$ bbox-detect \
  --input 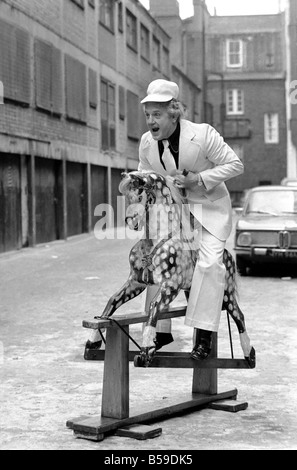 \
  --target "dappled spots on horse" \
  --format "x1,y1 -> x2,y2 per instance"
89,171 -> 254,366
